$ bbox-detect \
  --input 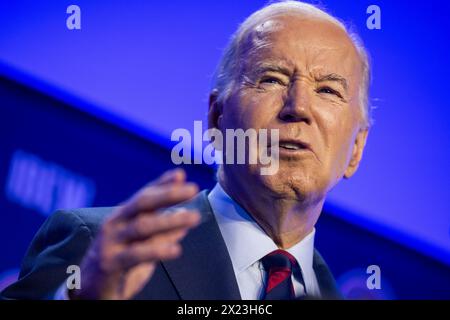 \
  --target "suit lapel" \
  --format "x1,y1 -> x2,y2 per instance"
162,191 -> 242,300
312,250 -> 343,299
